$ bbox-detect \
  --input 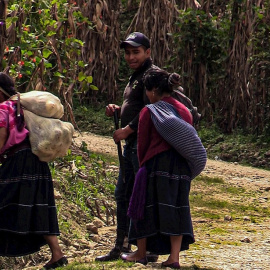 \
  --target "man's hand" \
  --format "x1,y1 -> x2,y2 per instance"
113,125 -> 134,143
105,104 -> 121,117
